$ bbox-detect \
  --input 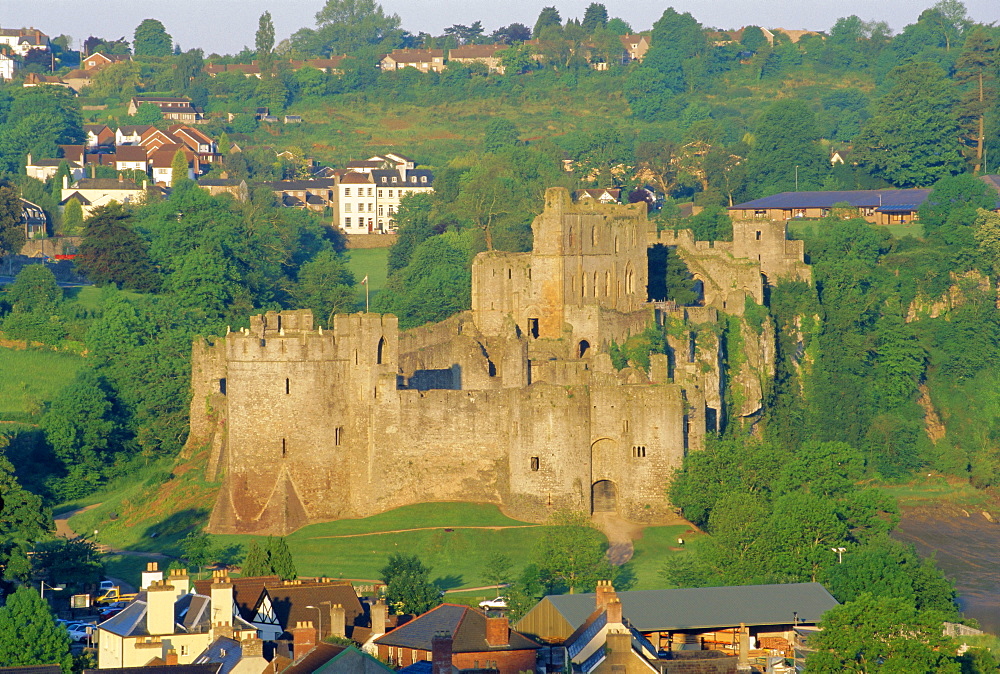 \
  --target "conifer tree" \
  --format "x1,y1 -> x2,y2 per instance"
170,149 -> 190,187
241,540 -> 271,577
0,585 -> 73,673
62,197 -> 83,236
266,537 -> 297,580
